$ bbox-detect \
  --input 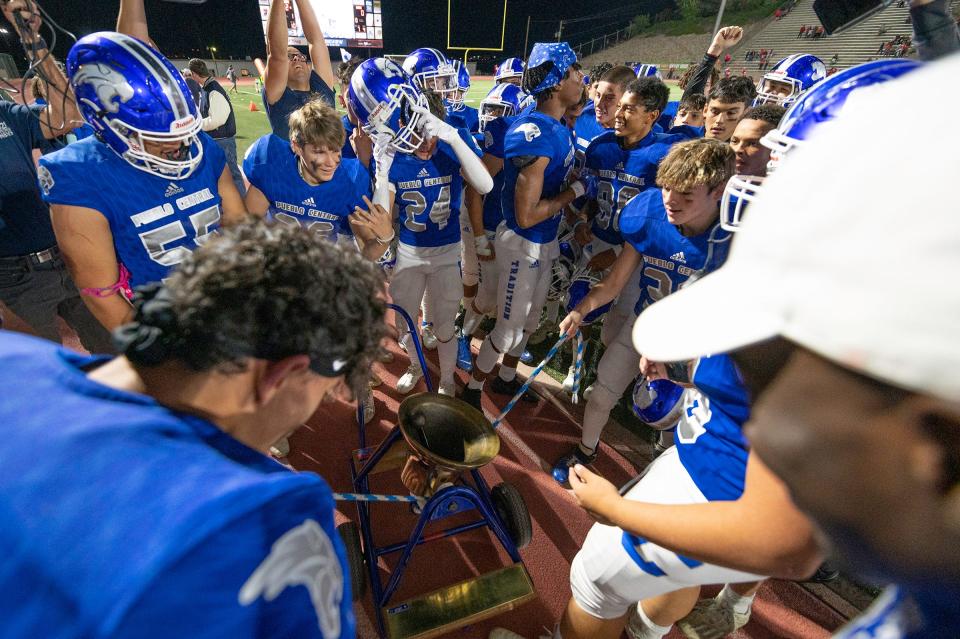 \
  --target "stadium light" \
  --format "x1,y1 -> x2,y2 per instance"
207,46 -> 219,77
